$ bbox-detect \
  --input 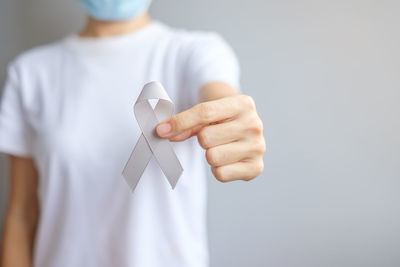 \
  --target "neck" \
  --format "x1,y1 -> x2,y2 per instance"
79,13 -> 152,38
